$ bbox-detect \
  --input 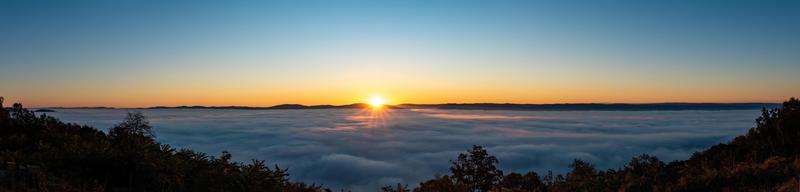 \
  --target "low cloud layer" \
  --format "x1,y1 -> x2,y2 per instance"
48,108 -> 760,191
